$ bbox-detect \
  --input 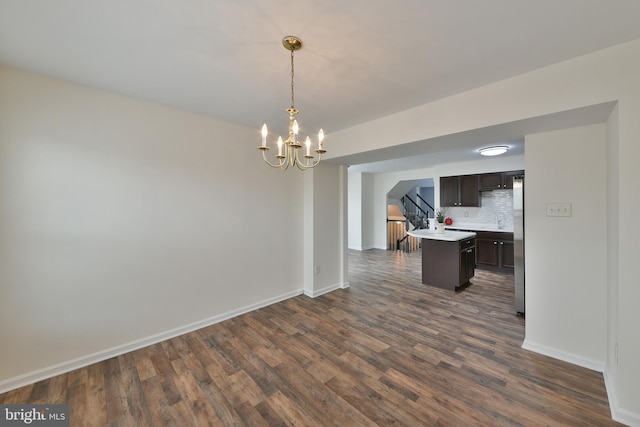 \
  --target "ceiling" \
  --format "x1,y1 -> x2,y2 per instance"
2,1 -> 640,172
